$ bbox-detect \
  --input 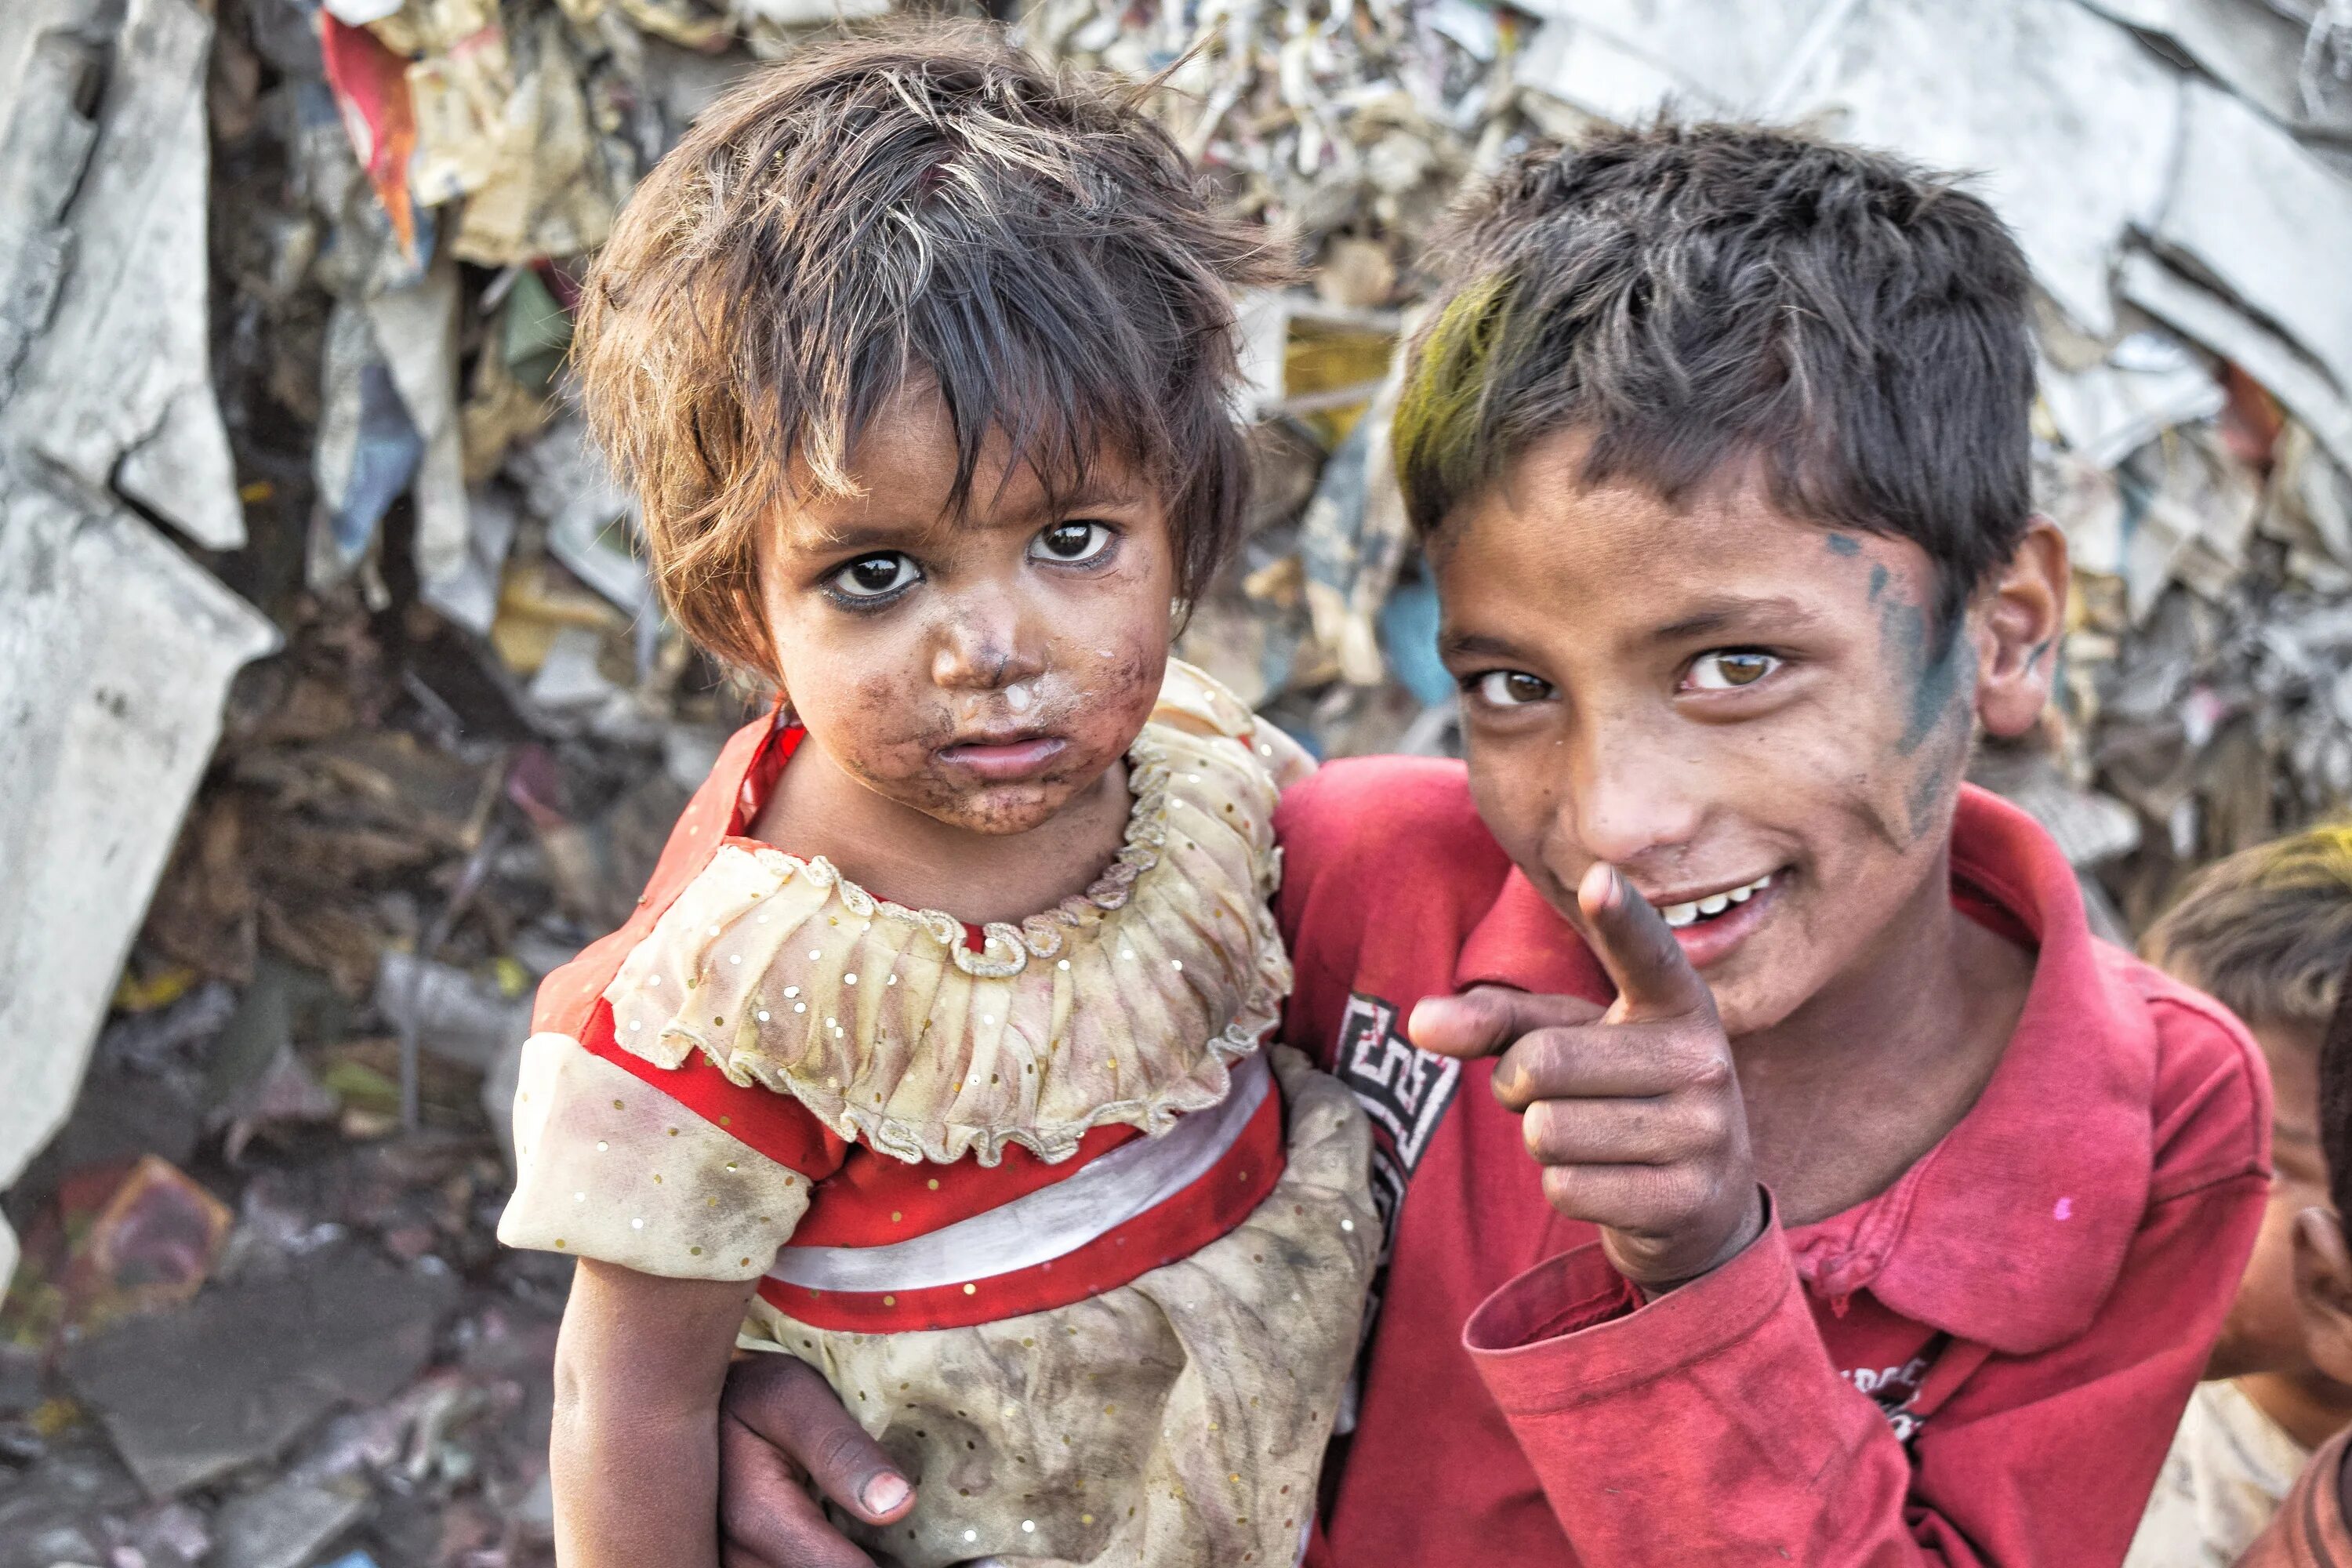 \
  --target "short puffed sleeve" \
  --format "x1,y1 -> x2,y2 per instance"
497,1025 -> 844,1281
